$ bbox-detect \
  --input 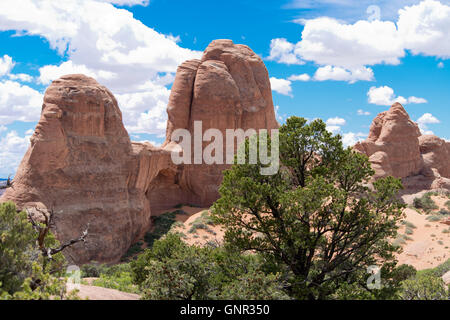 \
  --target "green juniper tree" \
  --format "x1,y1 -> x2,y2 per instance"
212,117 -> 406,300
0,202 -> 87,299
